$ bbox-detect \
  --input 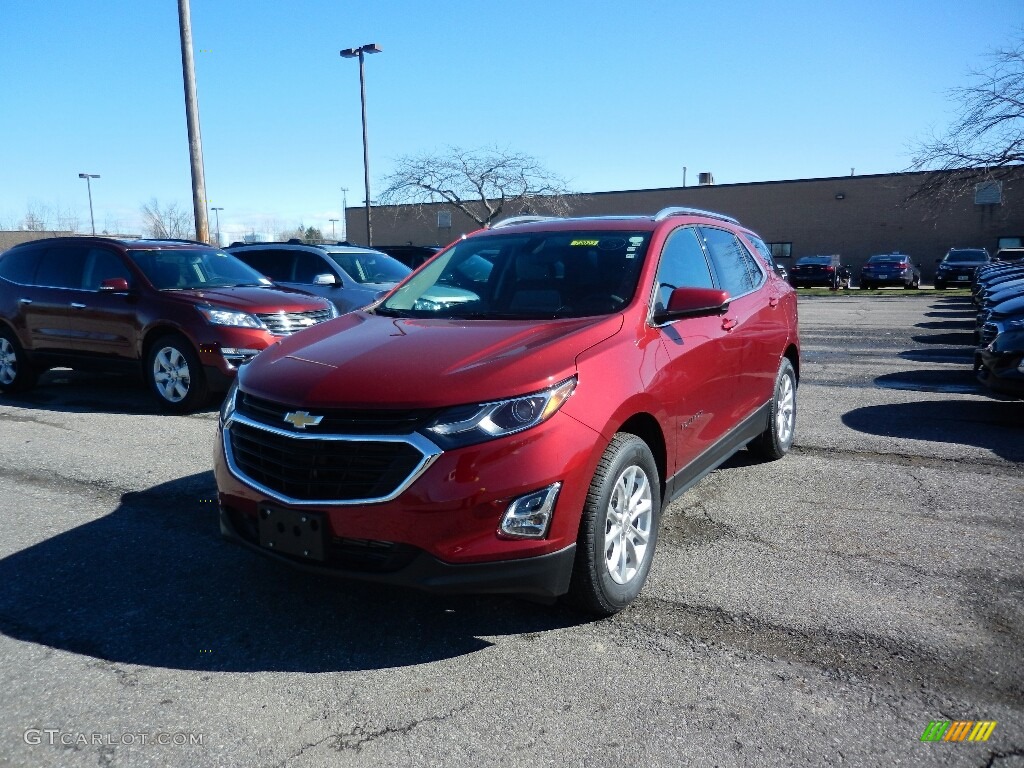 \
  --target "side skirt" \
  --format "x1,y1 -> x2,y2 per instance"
664,402 -> 770,506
